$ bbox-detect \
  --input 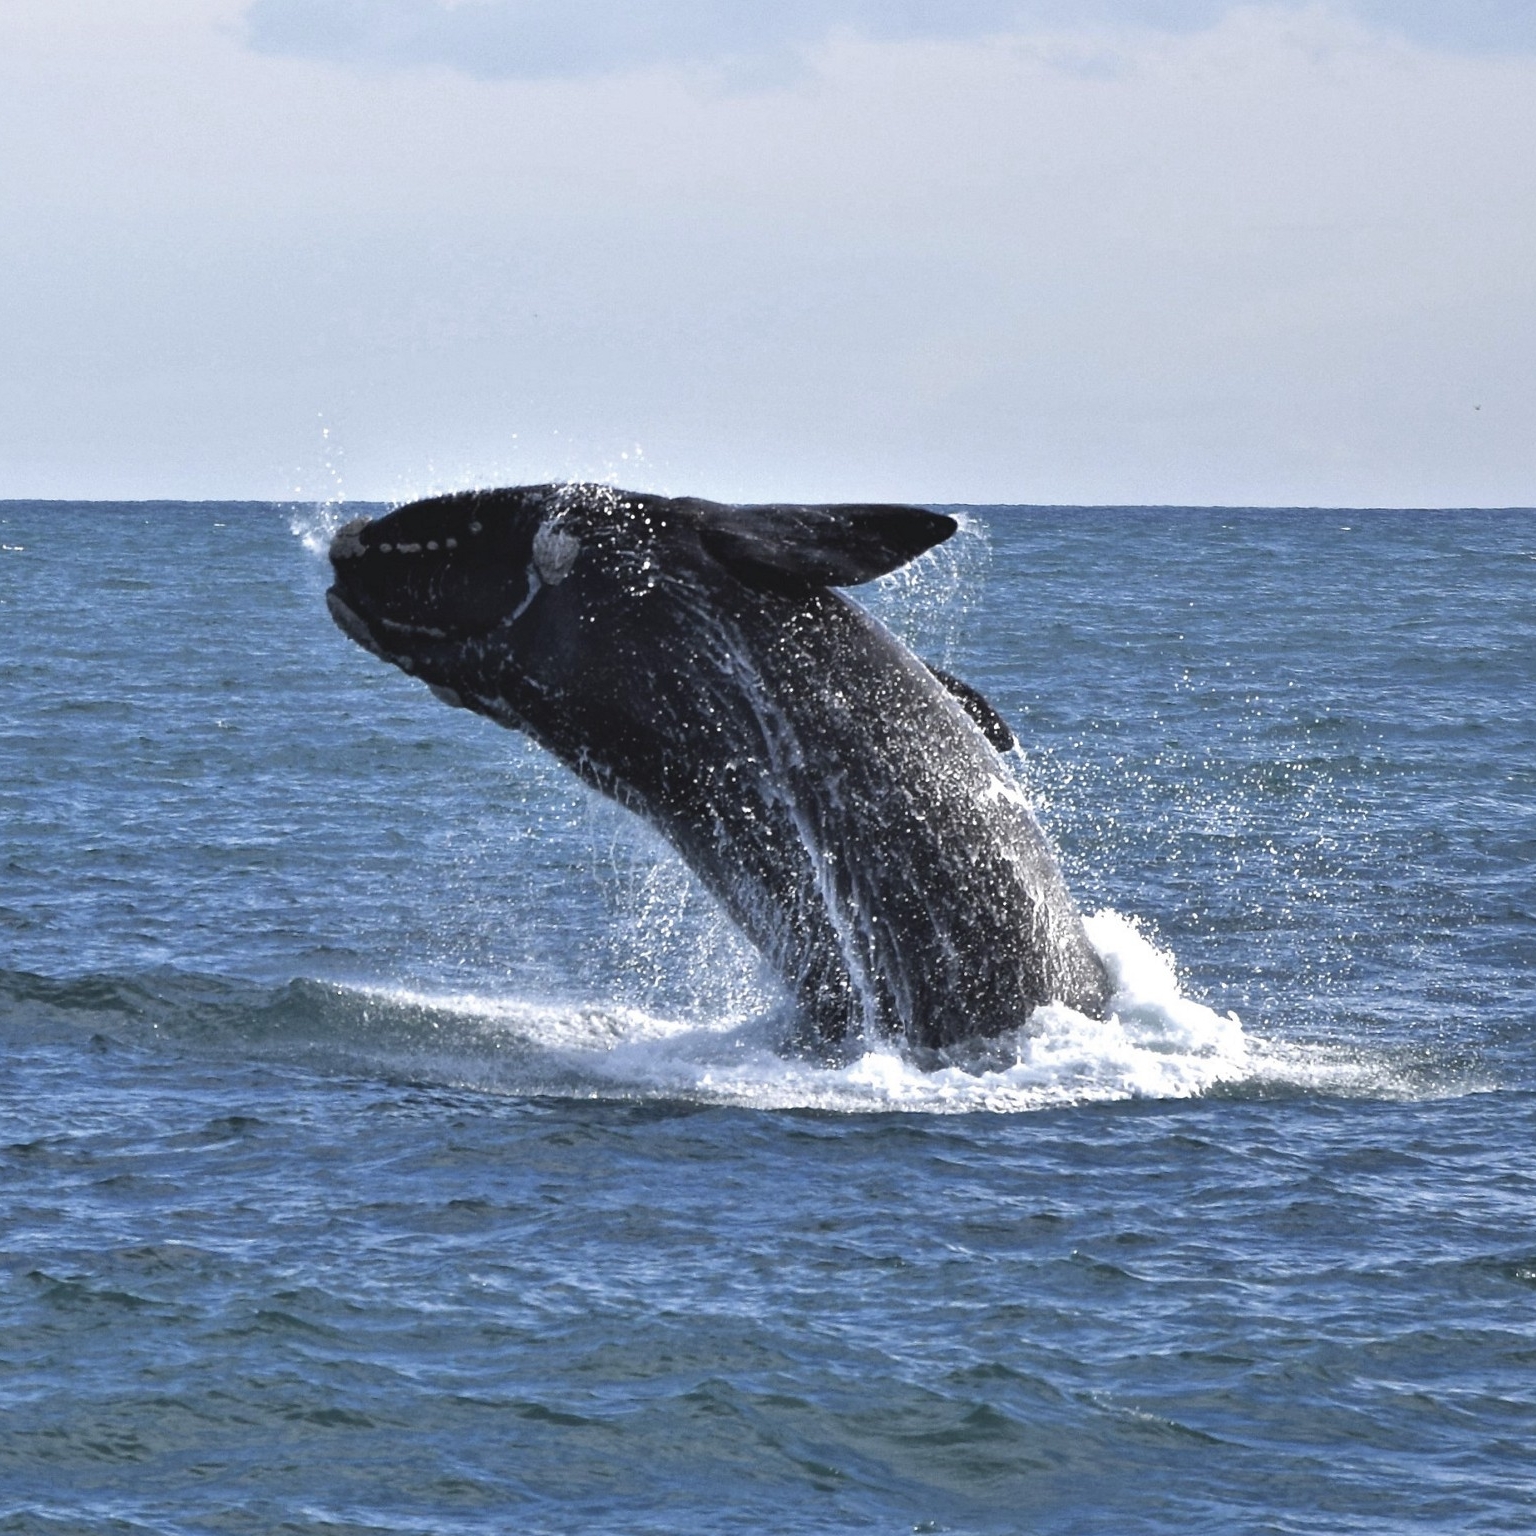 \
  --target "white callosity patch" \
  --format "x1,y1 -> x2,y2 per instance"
506,568 -> 544,627
532,521 -> 582,585
329,516 -> 369,561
